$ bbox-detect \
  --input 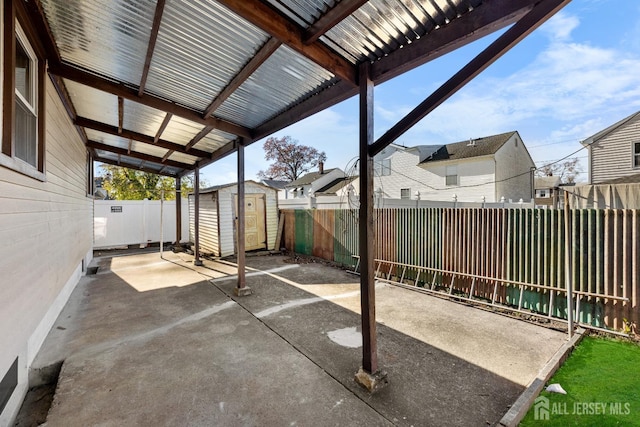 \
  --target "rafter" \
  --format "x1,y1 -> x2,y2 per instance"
371,0 -> 538,84
216,0 -> 357,85
75,116 -> 211,159
87,140 -> 193,169
302,0 -> 368,44
253,0 -> 538,143
186,126 -> 214,151
155,113 -> 173,143
370,0 -> 570,156
96,155 -> 178,176
118,97 -> 124,133
203,37 -> 282,118
49,62 -> 252,138
192,139 -> 239,173
139,0 -> 166,96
